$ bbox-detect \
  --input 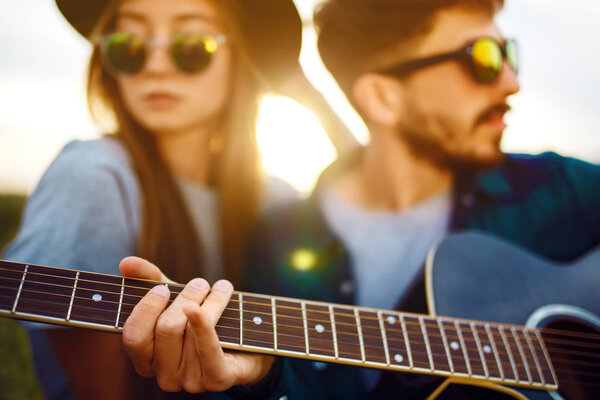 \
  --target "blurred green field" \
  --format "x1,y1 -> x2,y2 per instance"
0,195 -> 43,400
